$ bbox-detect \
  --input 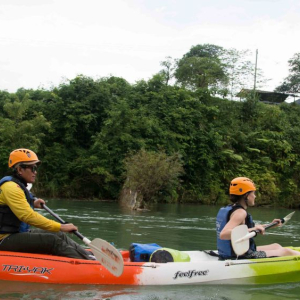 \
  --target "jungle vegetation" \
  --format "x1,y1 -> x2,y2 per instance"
0,44 -> 299,208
